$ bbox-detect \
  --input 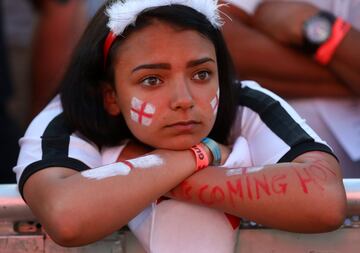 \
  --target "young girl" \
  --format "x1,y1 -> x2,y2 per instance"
14,0 -> 346,252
